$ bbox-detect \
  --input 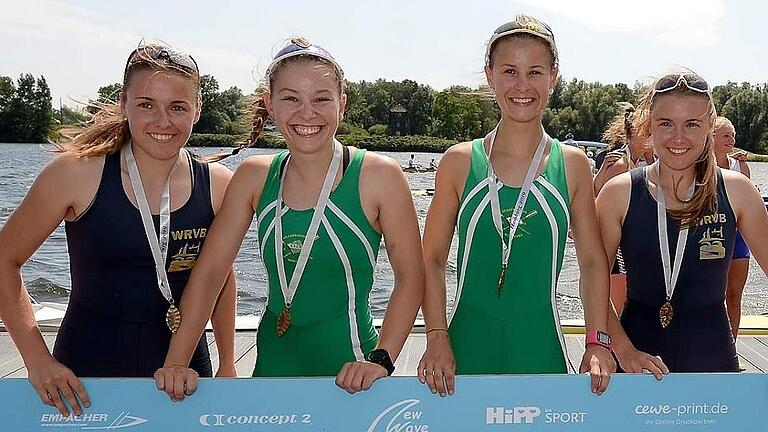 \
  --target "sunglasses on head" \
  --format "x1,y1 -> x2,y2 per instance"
124,44 -> 199,83
492,17 -> 555,40
653,73 -> 710,95
267,41 -> 343,78
486,15 -> 558,65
